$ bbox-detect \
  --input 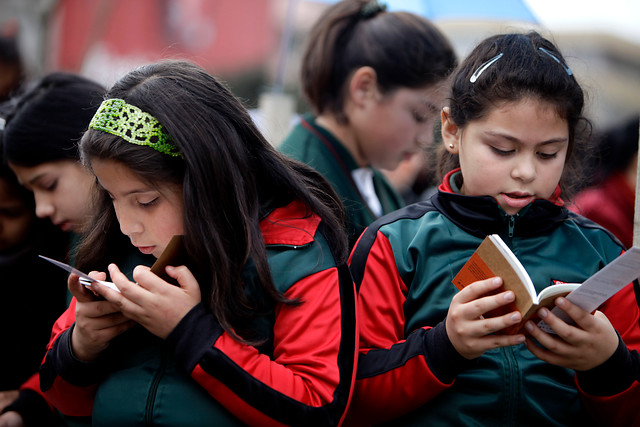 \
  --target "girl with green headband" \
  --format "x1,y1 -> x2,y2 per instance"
39,60 -> 356,426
